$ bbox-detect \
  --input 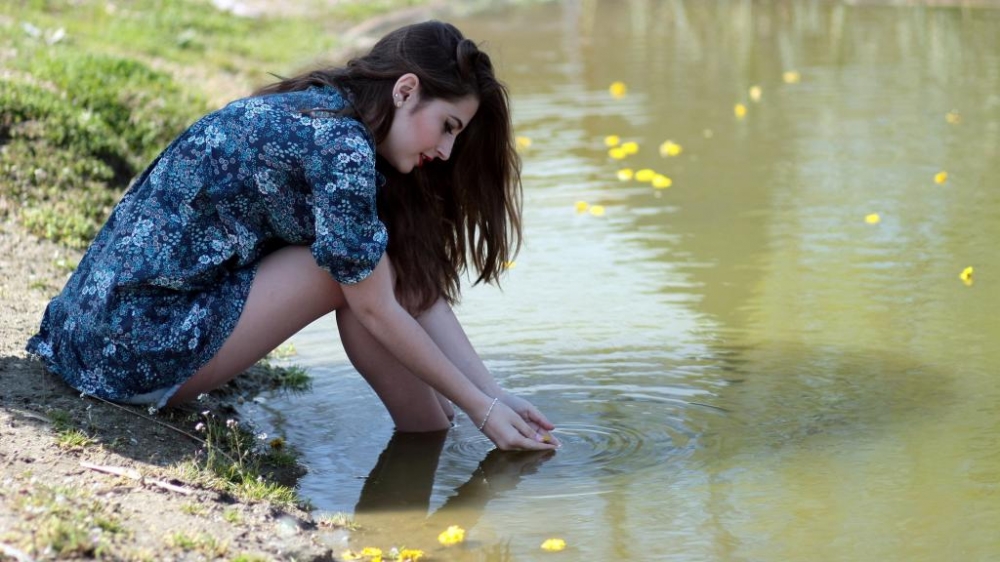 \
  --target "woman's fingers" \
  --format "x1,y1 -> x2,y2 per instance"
525,406 -> 555,431
499,392 -> 556,431
485,403 -> 558,451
